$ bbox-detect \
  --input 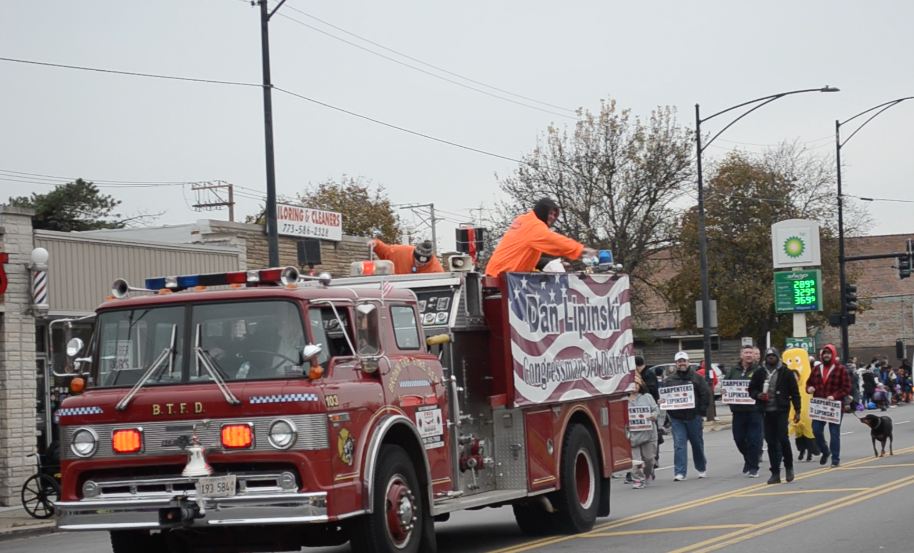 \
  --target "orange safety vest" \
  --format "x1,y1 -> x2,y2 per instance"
485,211 -> 584,276
372,239 -> 444,275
